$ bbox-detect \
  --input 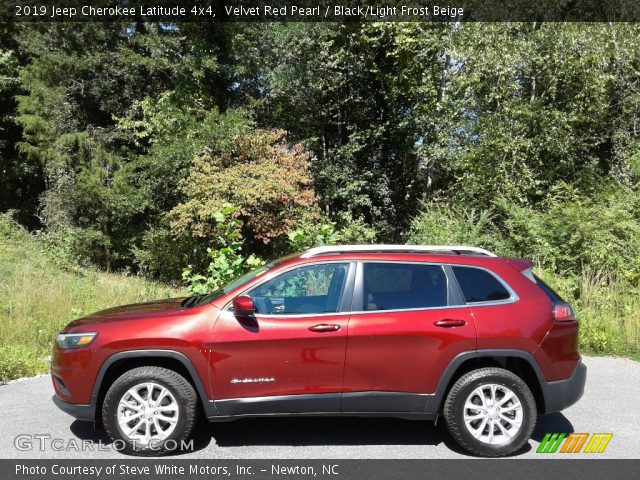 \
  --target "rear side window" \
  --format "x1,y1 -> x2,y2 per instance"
452,266 -> 511,303
362,263 -> 448,311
